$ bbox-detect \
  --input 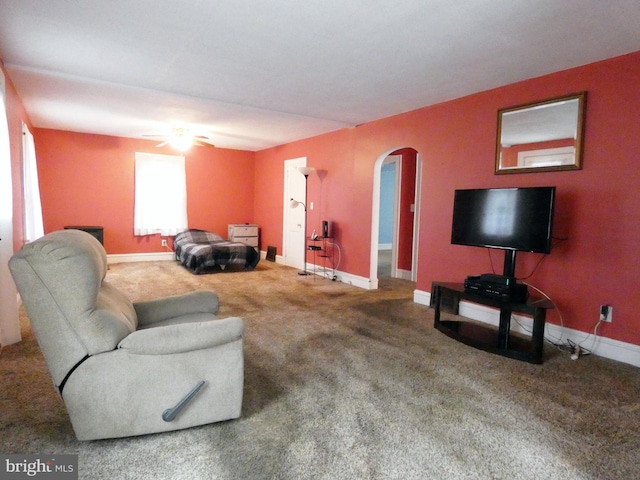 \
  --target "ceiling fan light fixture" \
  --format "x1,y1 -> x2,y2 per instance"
169,131 -> 193,151
144,126 -> 214,150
